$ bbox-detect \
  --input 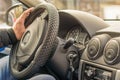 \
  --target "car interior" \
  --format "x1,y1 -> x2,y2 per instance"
1,0 -> 120,80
